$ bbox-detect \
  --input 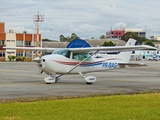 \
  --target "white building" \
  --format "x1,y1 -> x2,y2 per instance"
0,22 -> 42,61
150,35 -> 160,41
124,28 -> 146,38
